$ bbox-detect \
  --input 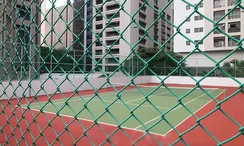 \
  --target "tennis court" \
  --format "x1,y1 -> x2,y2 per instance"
21,84 -> 225,135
